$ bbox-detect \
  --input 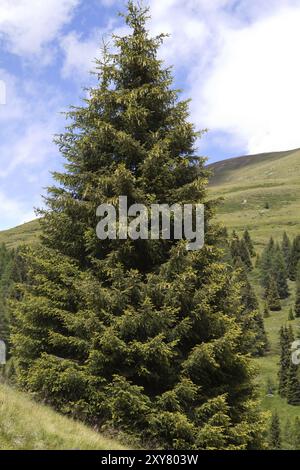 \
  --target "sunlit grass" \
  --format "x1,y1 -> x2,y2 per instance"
0,383 -> 127,450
